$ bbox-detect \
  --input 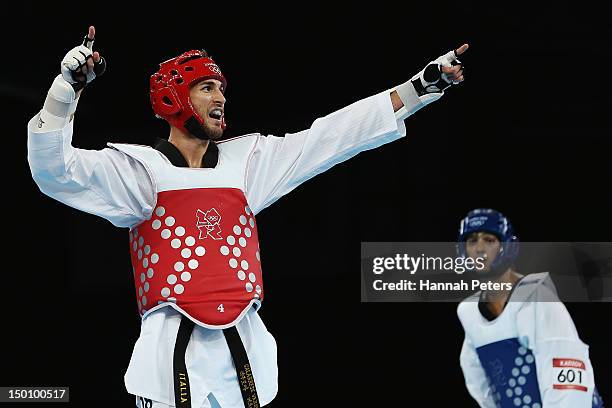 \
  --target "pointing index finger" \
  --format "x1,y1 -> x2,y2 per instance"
454,43 -> 469,56
83,25 -> 96,50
